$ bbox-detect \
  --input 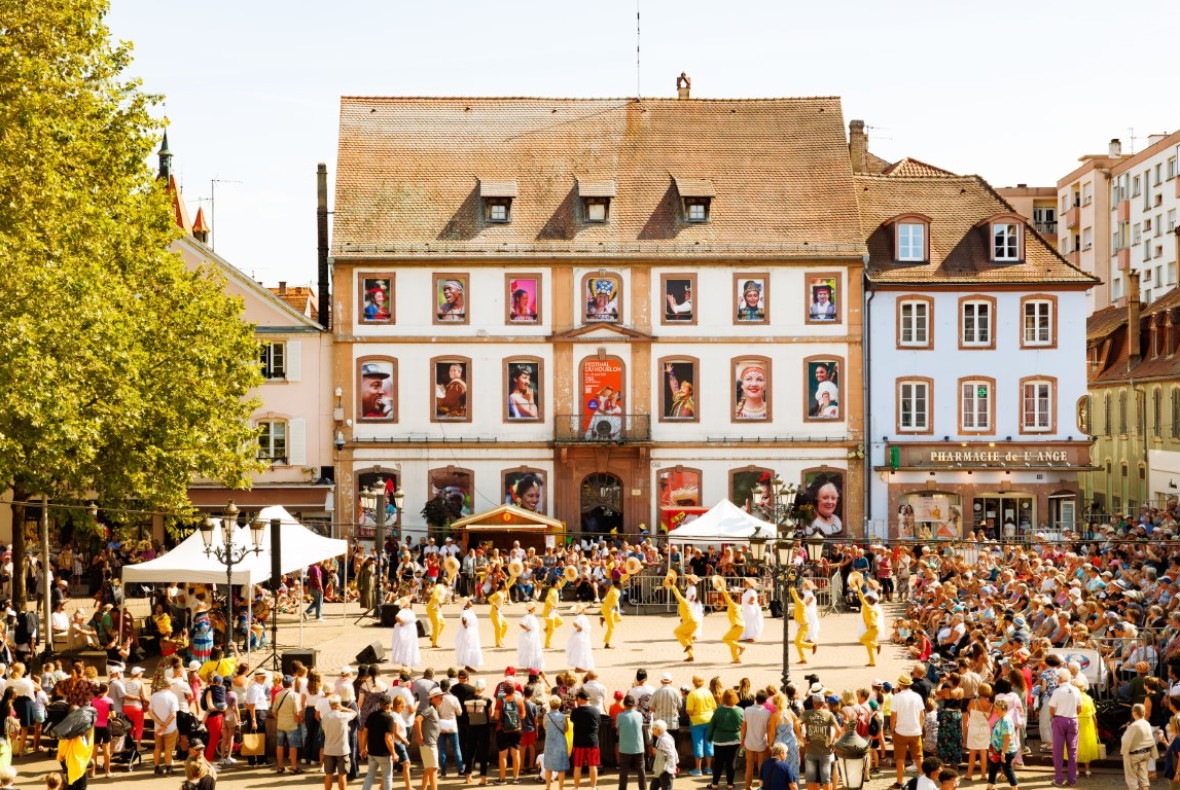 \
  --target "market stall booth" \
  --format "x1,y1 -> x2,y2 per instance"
449,504 -> 565,553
